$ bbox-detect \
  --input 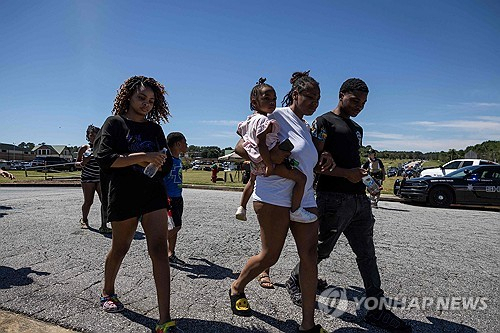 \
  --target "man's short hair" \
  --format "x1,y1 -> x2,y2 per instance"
339,78 -> 369,94
167,132 -> 185,148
